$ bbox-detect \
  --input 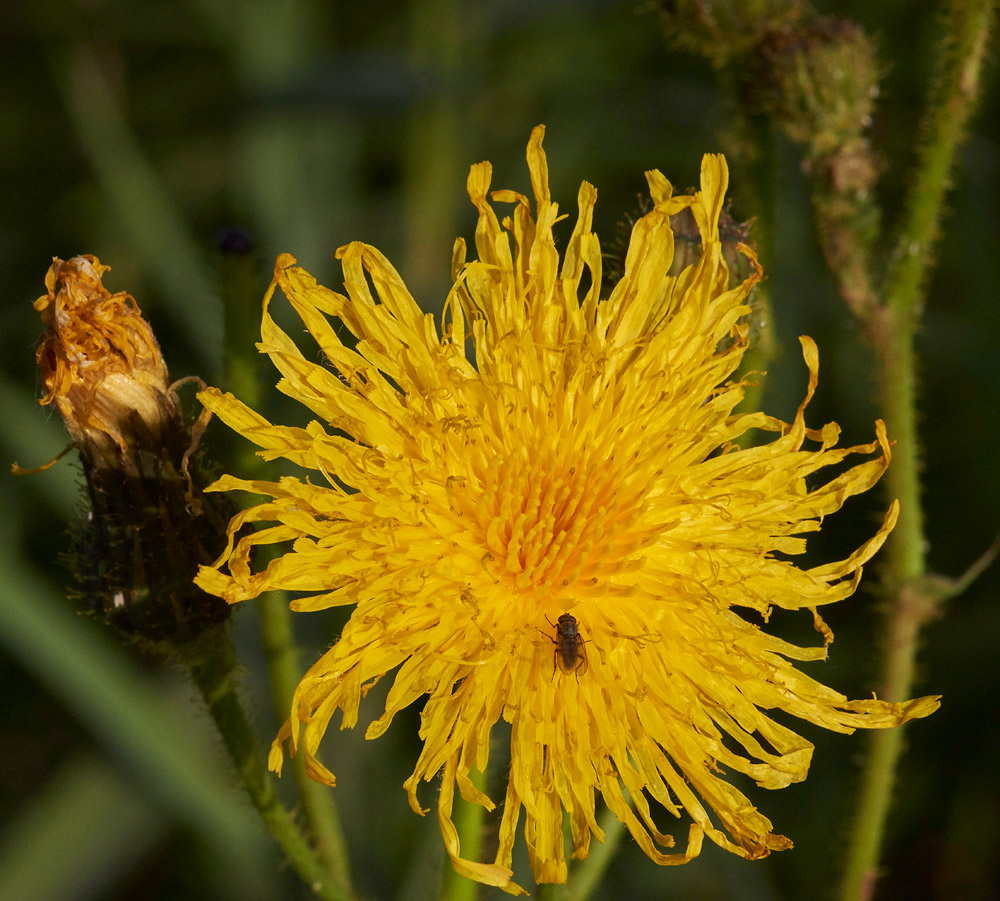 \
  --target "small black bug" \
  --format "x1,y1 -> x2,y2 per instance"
551,613 -> 587,675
